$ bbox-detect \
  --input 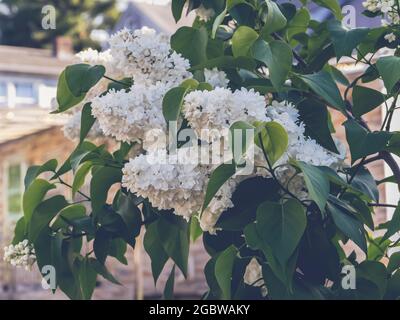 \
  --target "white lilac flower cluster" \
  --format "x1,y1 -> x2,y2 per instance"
182,87 -> 268,141
204,68 -> 230,88
265,100 -> 346,200
91,83 -> 168,143
122,147 -> 236,226
363,0 -> 399,43
109,27 -> 192,86
3,240 -> 36,271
